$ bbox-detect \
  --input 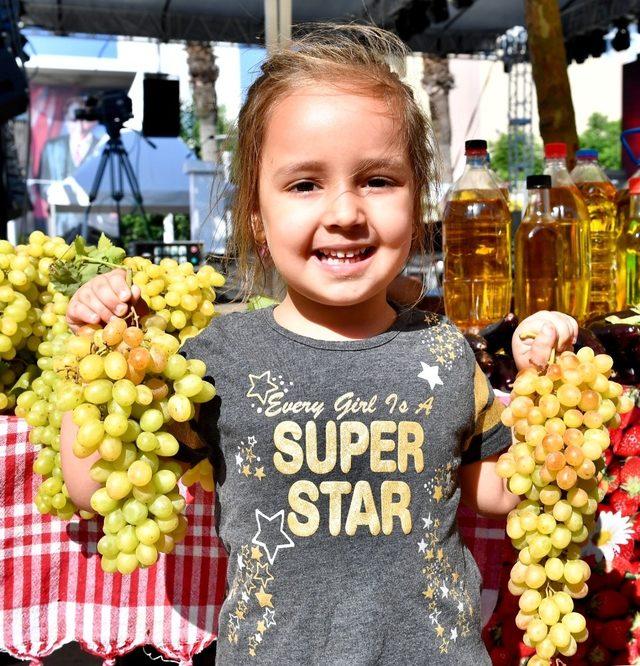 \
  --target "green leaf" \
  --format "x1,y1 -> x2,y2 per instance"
97,233 -> 111,252
246,295 -> 279,311
74,236 -> 89,257
9,365 -> 39,395
49,259 -> 86,296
